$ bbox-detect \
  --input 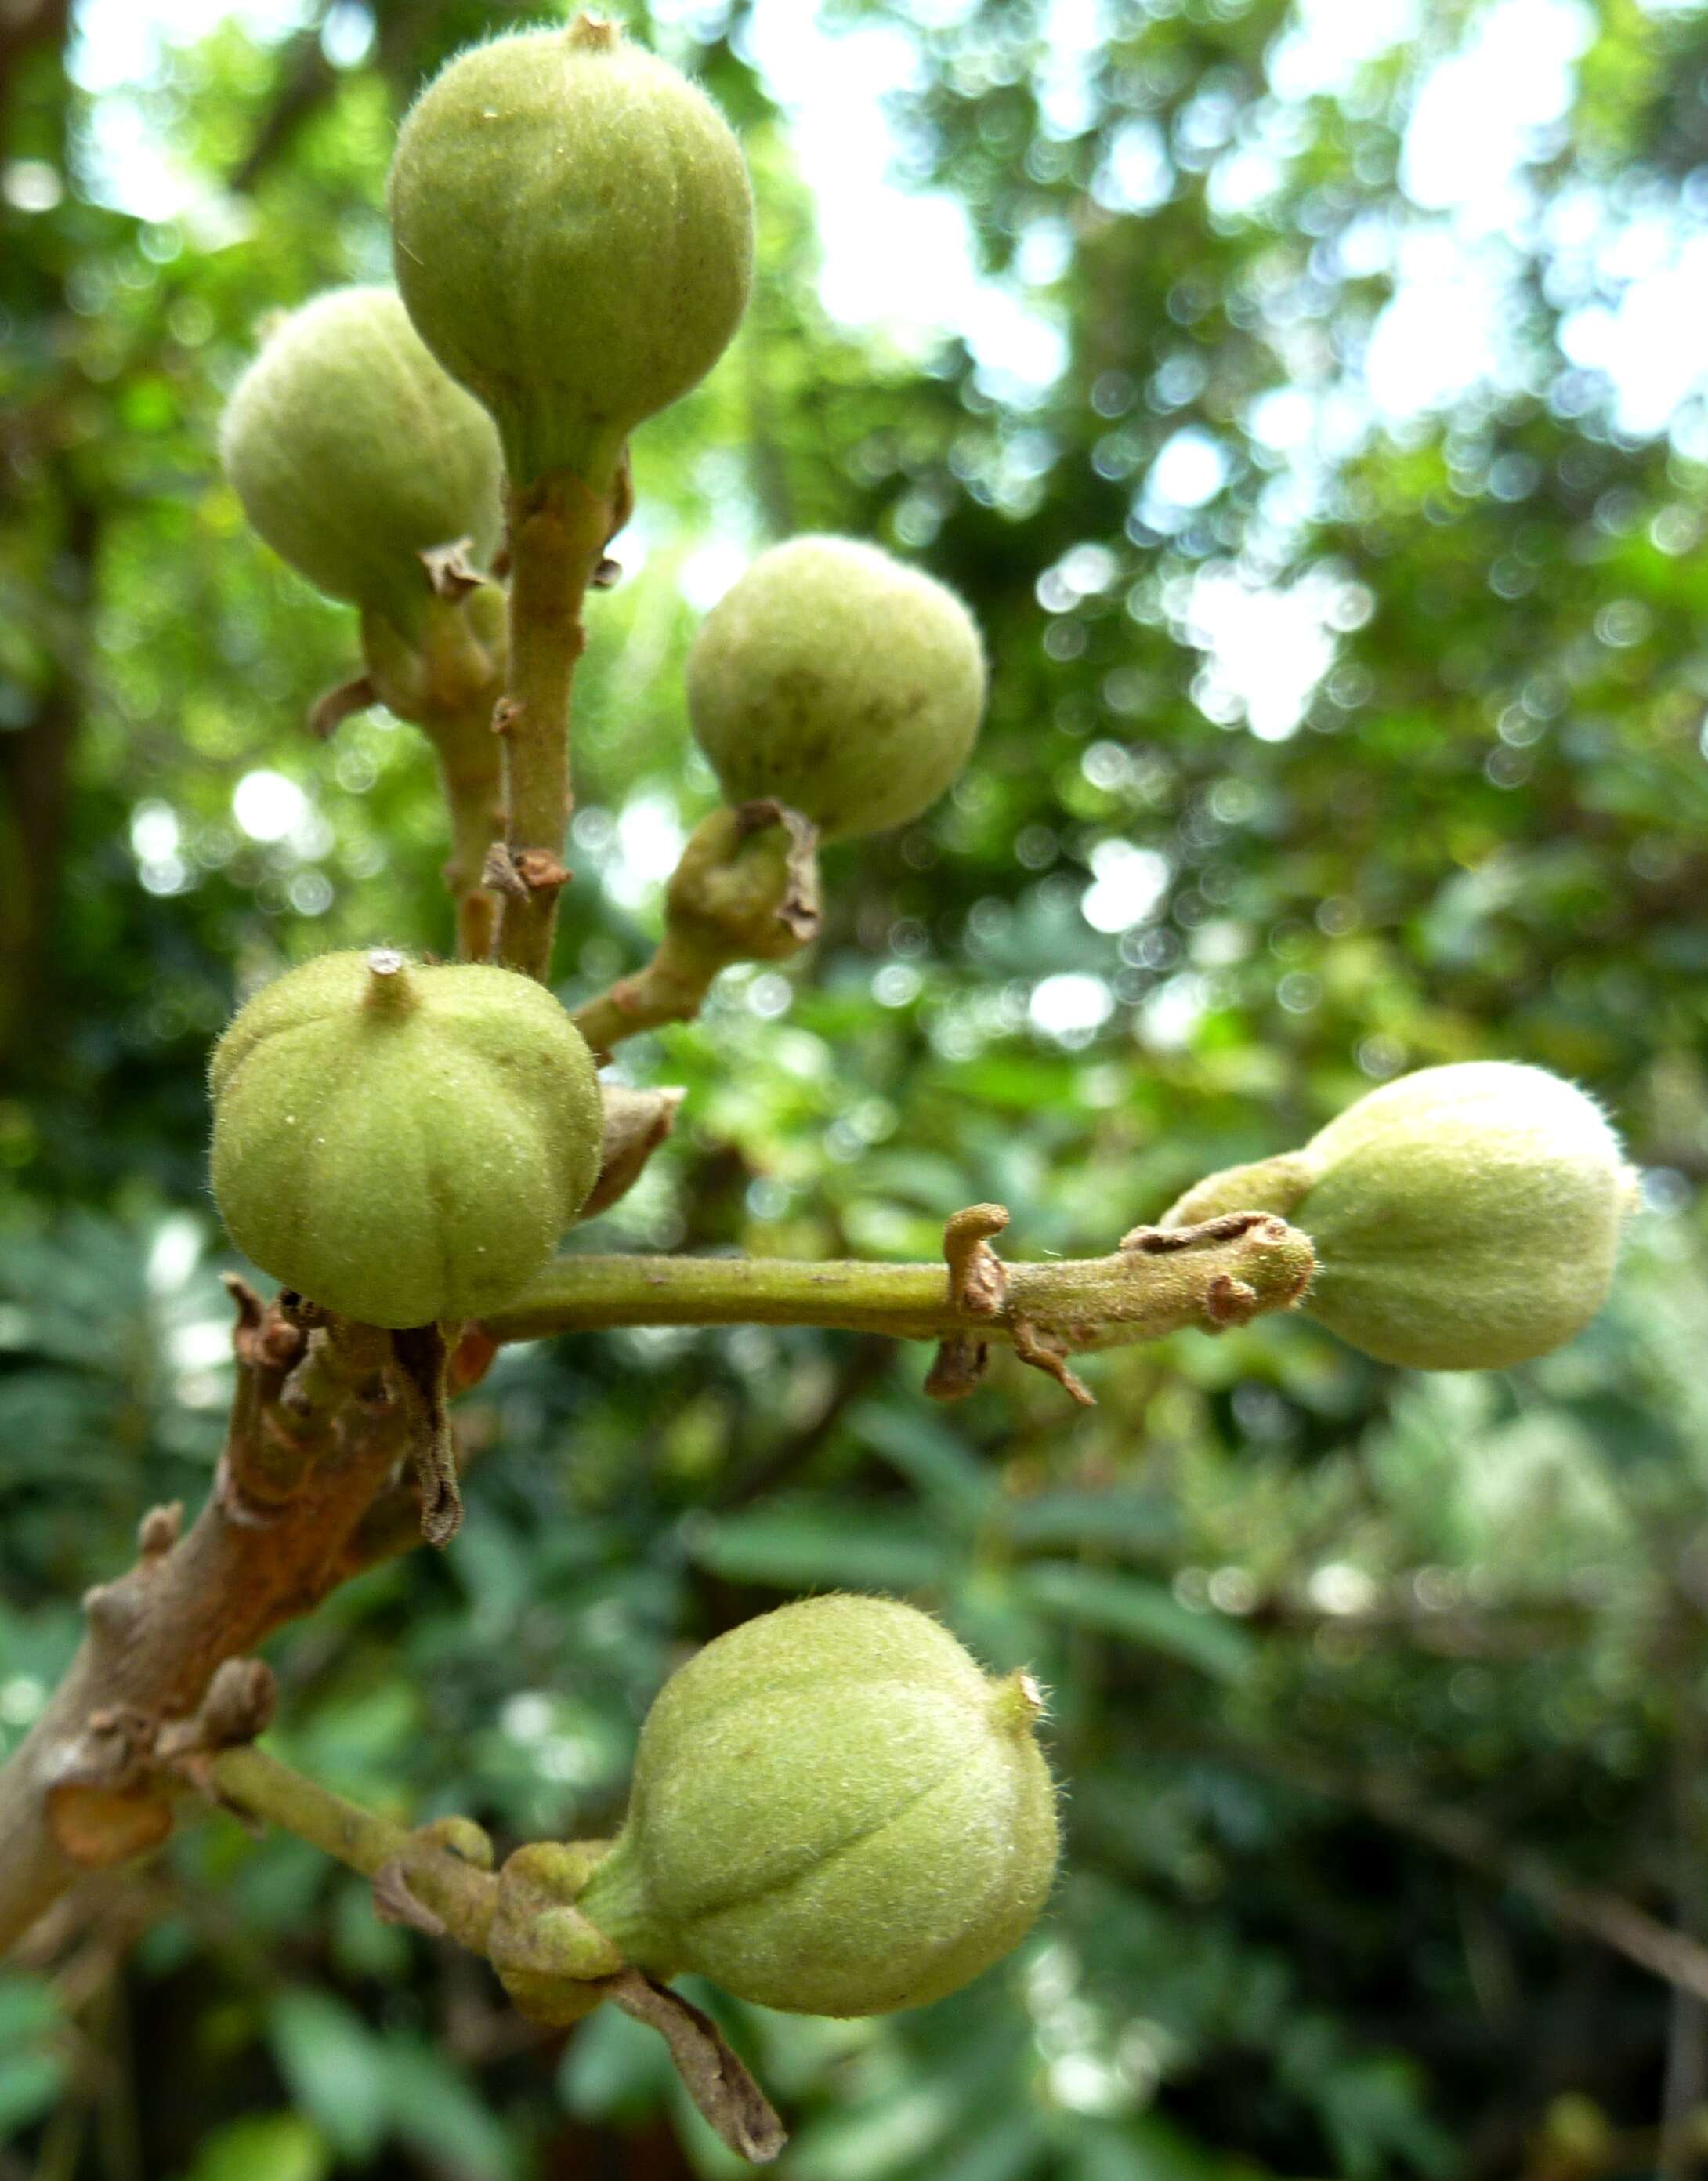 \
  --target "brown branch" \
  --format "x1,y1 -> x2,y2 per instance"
711,1334 -> 892,1510
226,1 -> 469,197
1373,1784 -> 1708,2005
1661,1680 -> 1708,2176
0,1287 -> 408,1955
0,1194 -> 1308,1955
